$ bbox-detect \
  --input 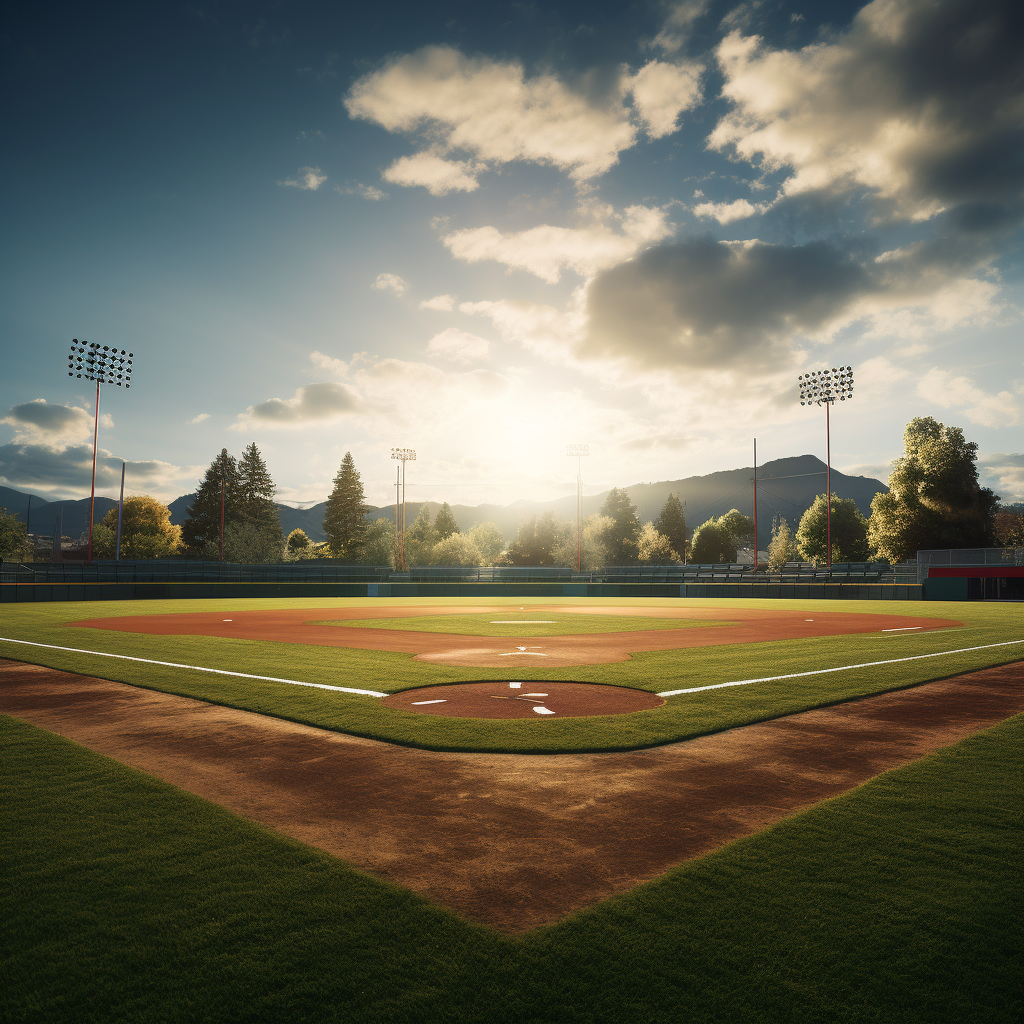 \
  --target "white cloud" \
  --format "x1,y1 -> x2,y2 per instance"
627,60 -> 703,138
652,0 -> 710,53
277,166 -> 327,190
917,369 -> 1020,429
693,198 -> 770,223
372,272 -> 408,295
1,399 -> 95,445
420,294 -> 456,311
334,182 -> 388,200
978,453 -> 1024,502
708,0 -> 1024,225
426,328 -> 490,364
443,204 -> 673,283
382,152 -> 482,195
236,382 -> 362,428
346,45 -> 638,184
189,413 -> 210,425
